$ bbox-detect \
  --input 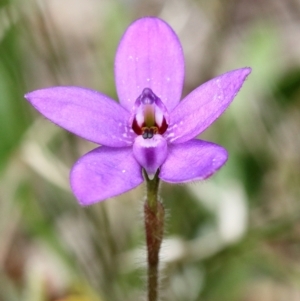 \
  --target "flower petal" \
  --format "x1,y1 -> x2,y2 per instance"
70,146 -> 143,205
159,139 -> 227,183
166,68 -> 251,144
115,17 -> 184,112
25,87 -> 135,147
133,135 -> 168,178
